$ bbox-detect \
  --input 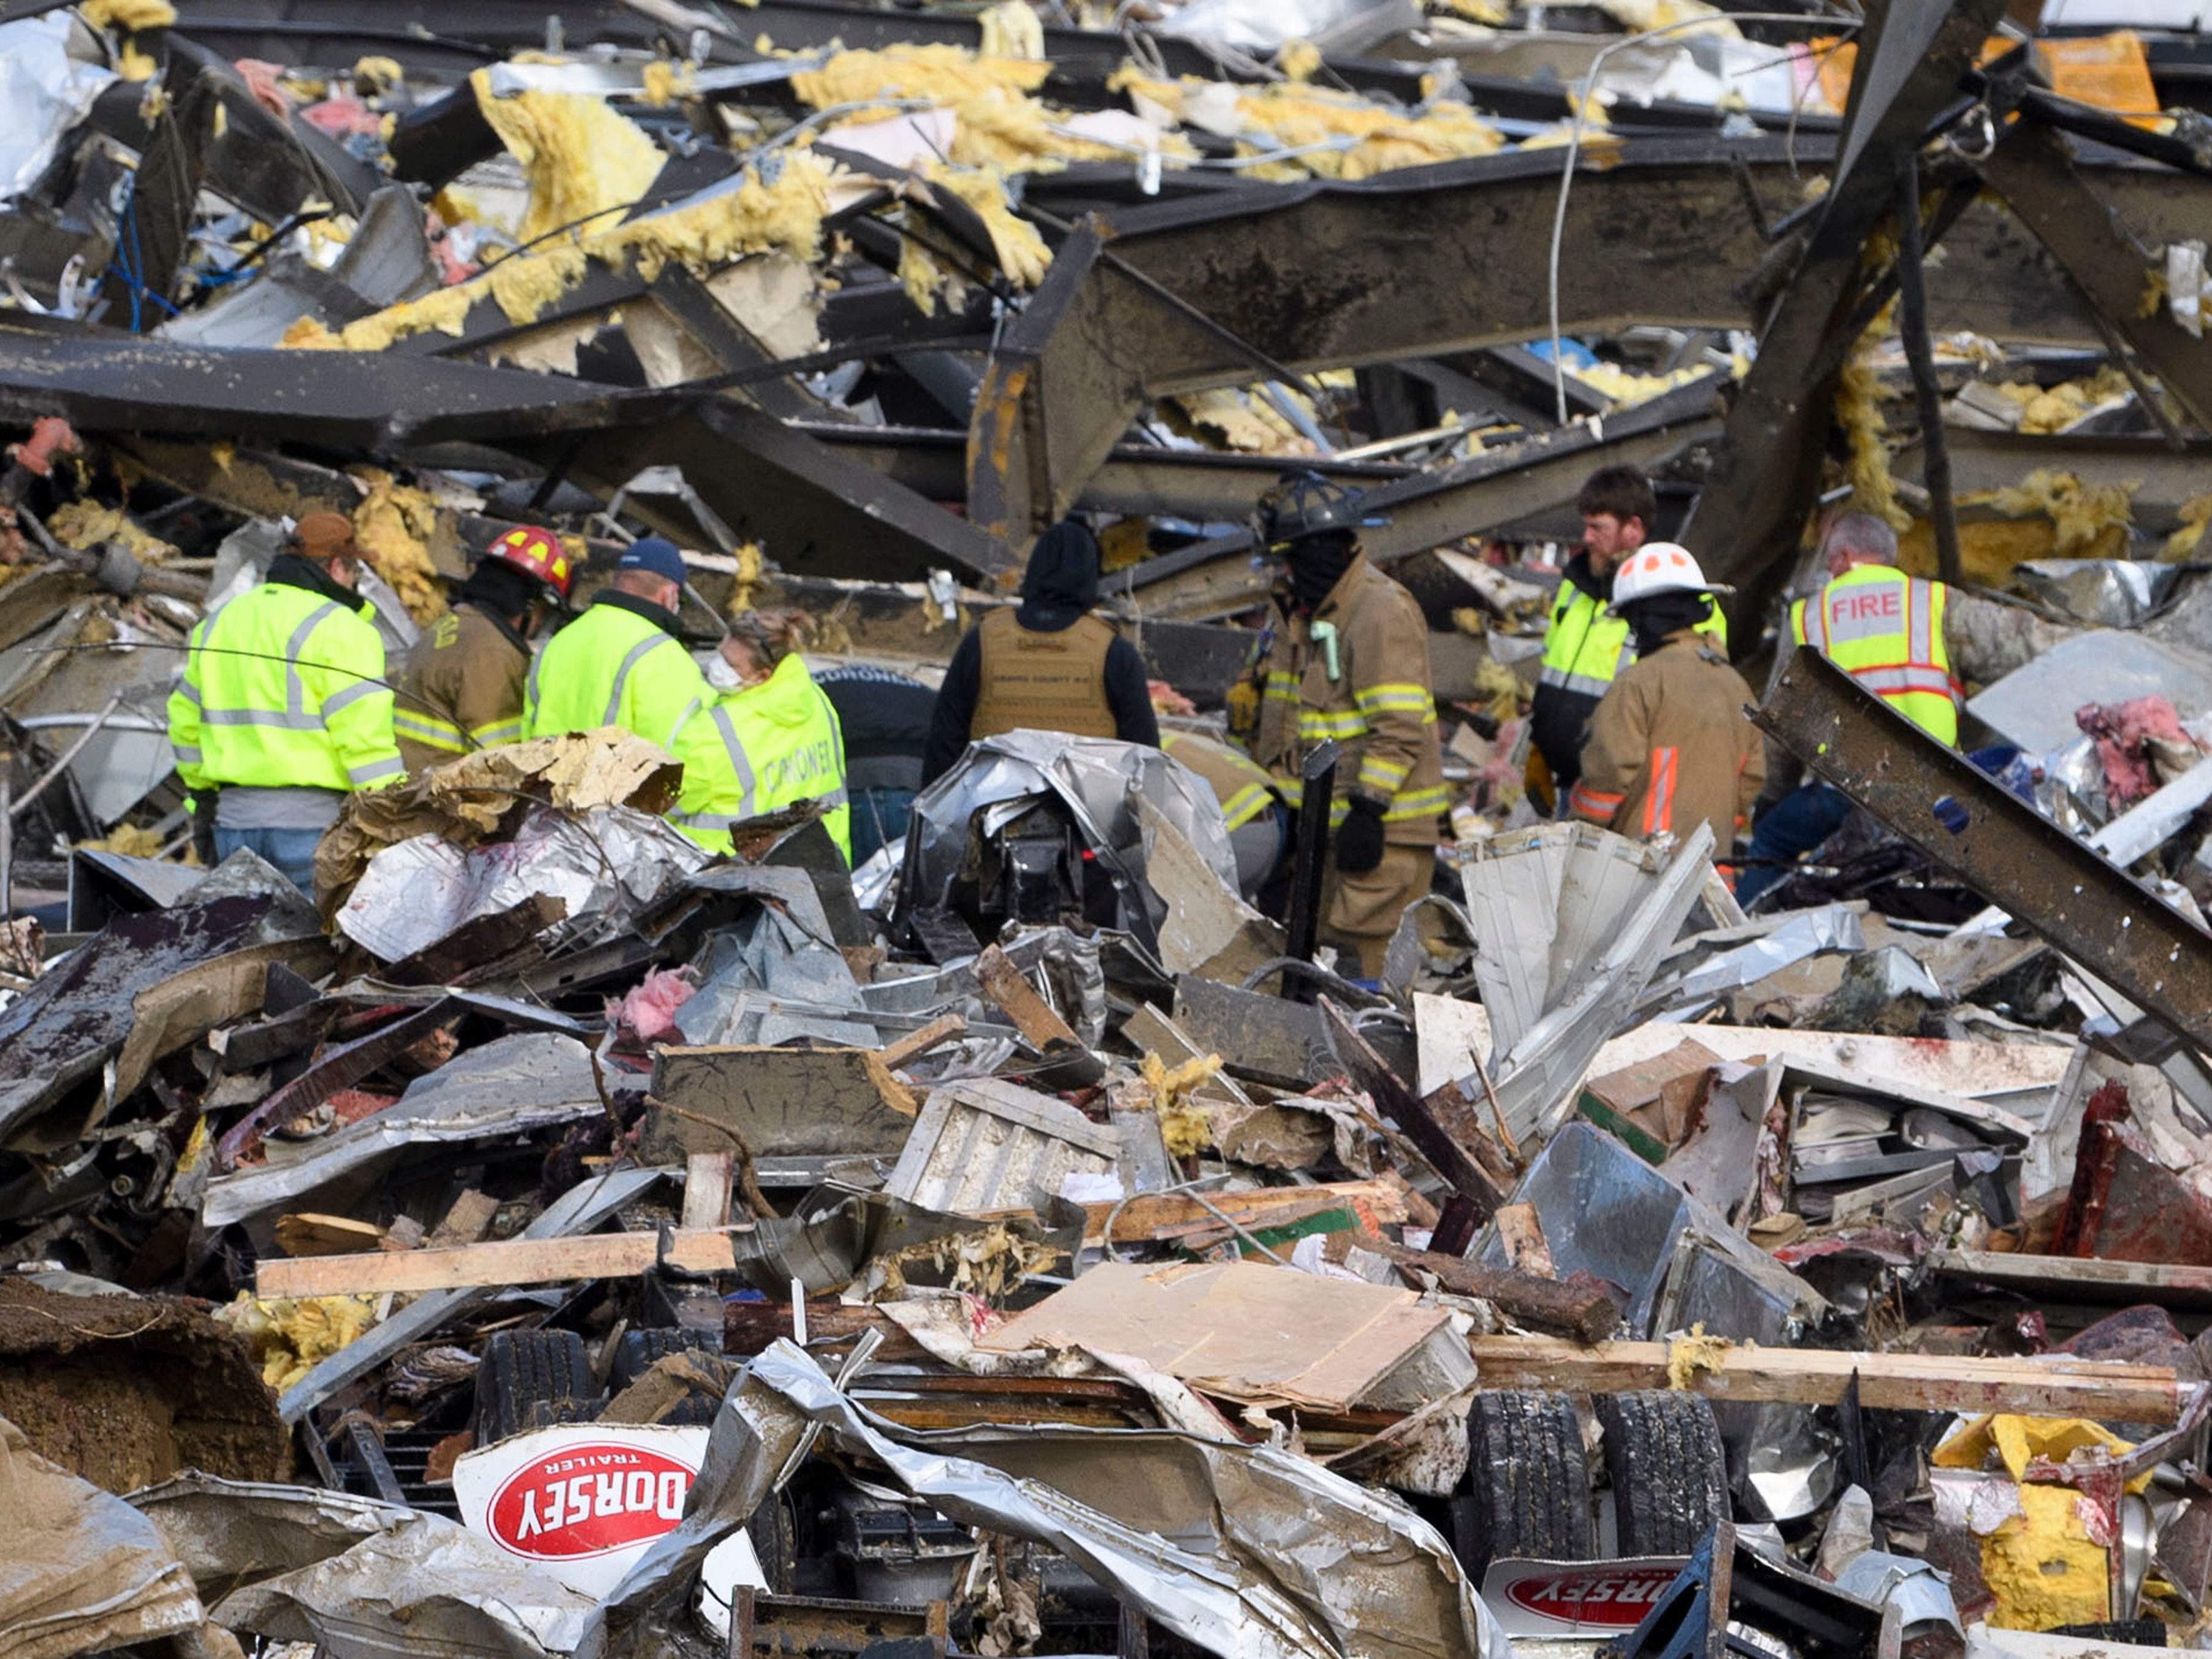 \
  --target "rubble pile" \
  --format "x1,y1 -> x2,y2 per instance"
8,3 -> 2212,1659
